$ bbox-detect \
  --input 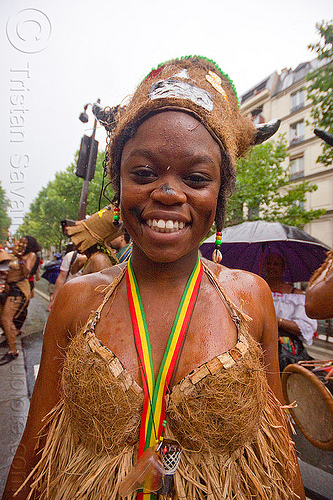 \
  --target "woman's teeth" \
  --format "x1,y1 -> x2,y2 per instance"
146,219 -> 185,233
